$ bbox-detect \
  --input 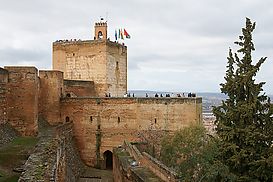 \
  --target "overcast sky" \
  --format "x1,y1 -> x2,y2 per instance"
0,0 -> 273,94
